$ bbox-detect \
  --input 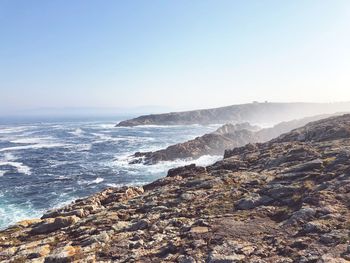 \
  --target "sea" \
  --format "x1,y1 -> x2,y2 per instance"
0,116 -> 222,229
